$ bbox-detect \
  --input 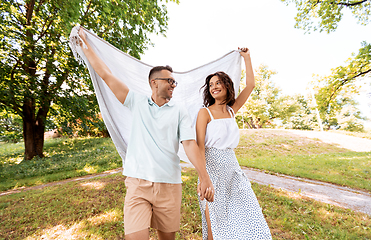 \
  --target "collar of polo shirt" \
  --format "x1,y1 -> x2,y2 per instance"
147,96 -> 175,107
